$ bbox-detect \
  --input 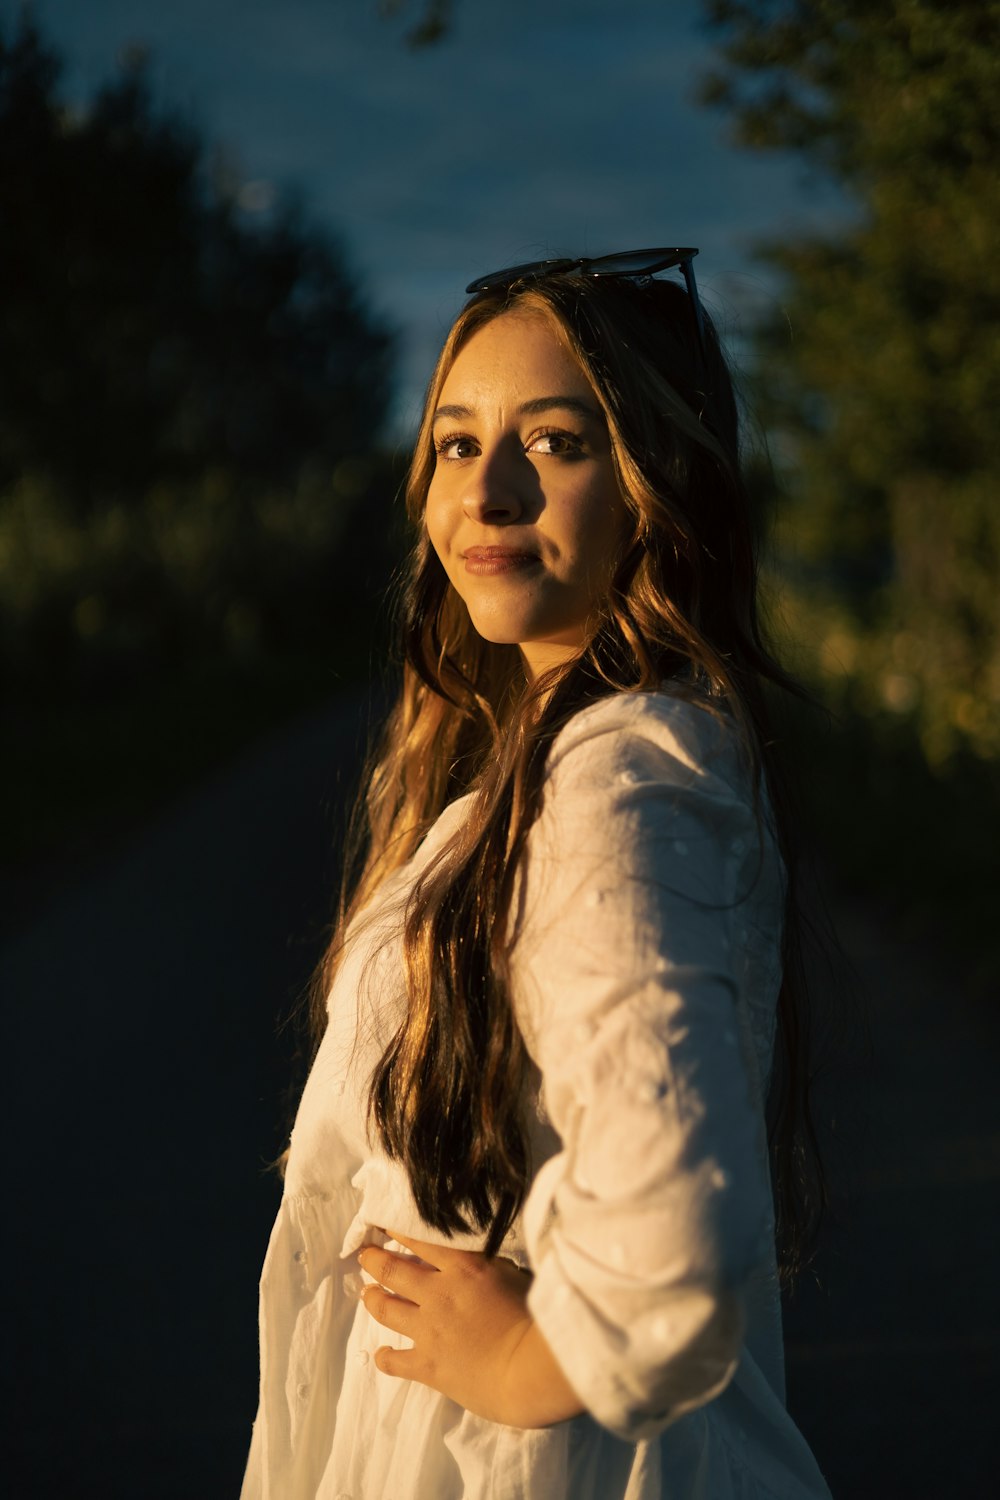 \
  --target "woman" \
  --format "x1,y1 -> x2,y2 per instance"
241,248 -> 833,1498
